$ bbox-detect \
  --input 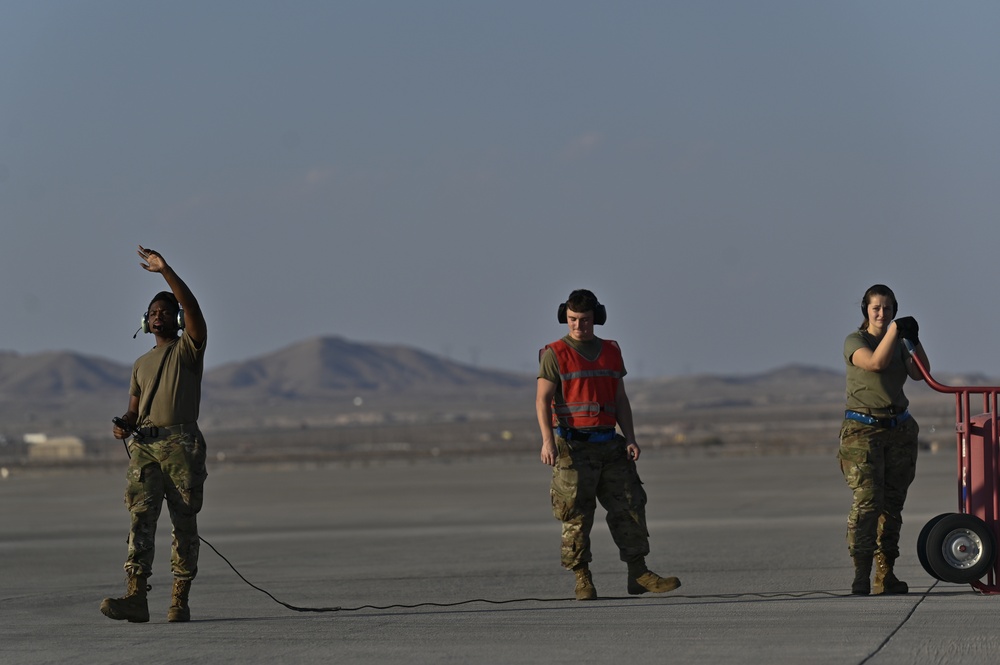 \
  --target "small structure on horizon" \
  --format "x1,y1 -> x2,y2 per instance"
24,433 -> 85,461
